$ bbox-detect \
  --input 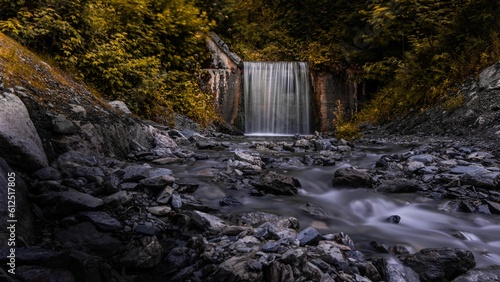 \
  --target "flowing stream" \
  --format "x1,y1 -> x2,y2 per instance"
243,62 -> 311,135
169,137 -> 500,268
